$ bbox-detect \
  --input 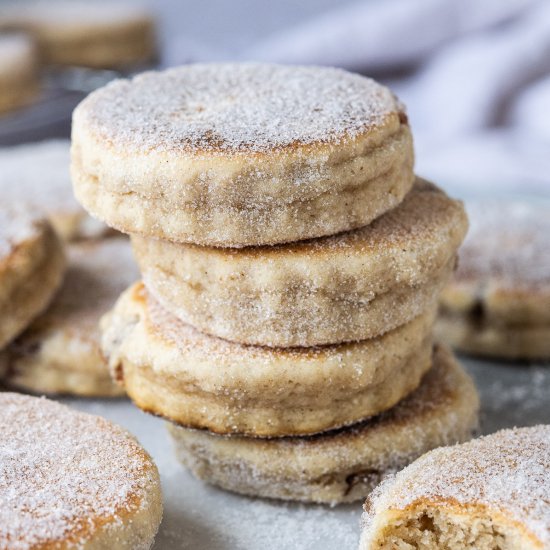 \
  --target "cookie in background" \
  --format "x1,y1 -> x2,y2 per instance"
436,199 -> 550,361
0,140 -> 110,241
2,238 -> 137,397
0,32 -> 39,114
0,206 -> 65,353
0,1 -> 156,69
